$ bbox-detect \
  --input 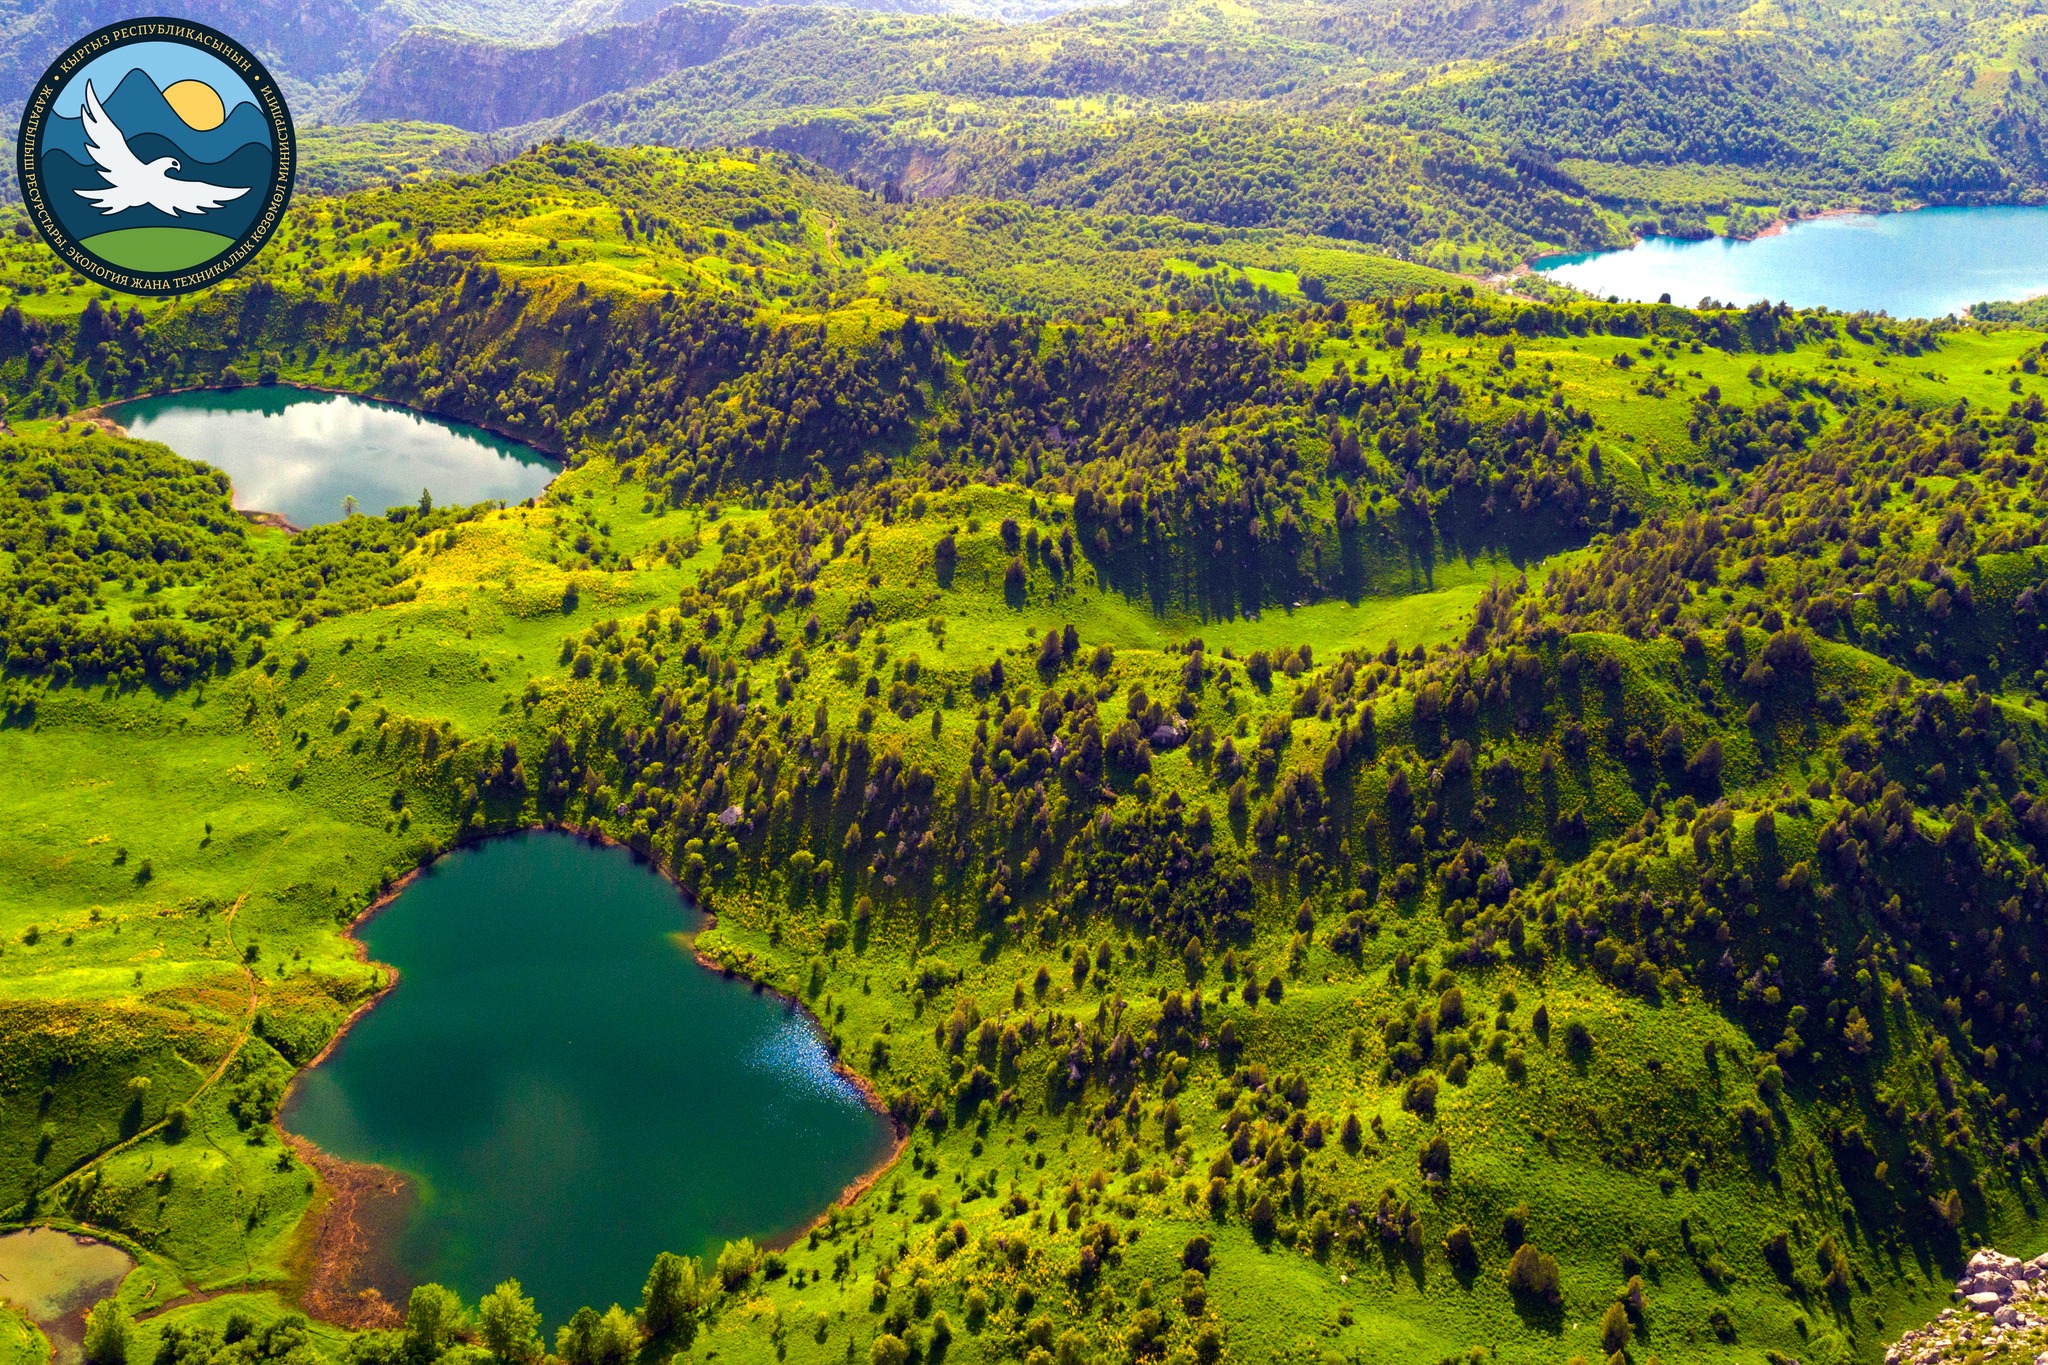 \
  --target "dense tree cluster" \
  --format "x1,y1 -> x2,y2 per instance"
0,432 -> 484,686
790,113 -> 1620,267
